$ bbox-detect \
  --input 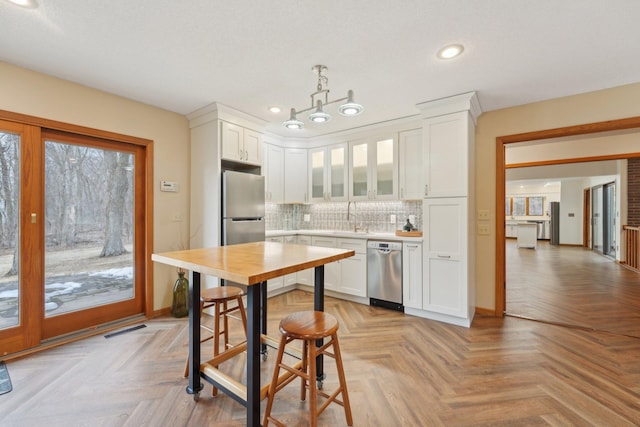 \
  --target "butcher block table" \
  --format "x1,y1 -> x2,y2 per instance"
152,241 -> 354,426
